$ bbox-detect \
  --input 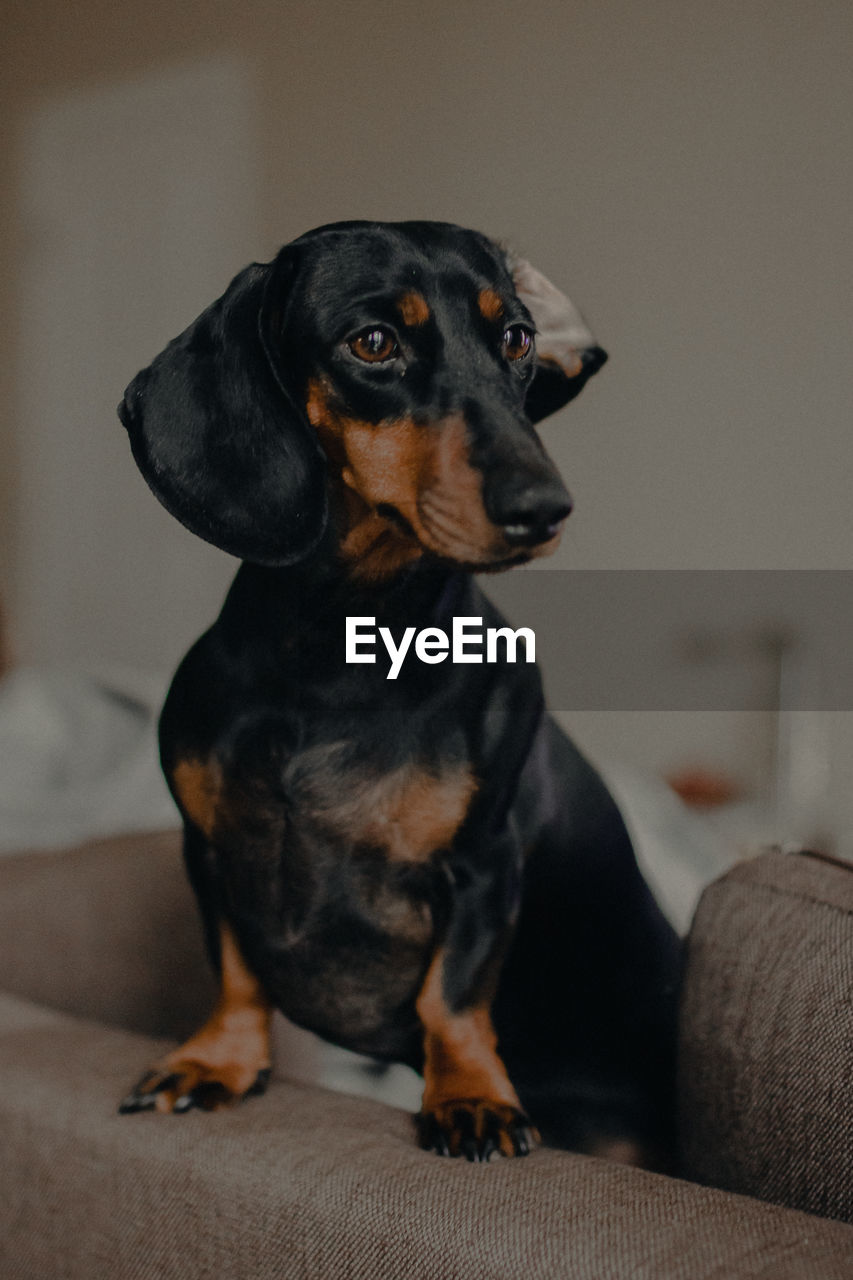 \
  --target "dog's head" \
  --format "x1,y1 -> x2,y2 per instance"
120,221 -> 606,576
